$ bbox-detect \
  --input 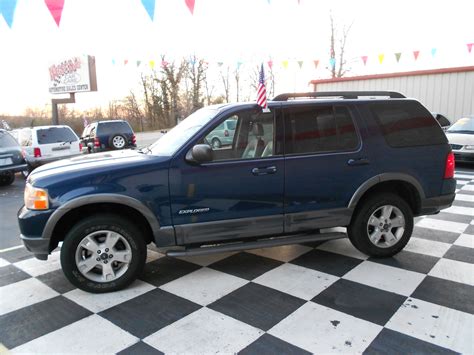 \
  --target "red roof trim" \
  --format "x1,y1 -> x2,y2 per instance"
310,66 -> 474,85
